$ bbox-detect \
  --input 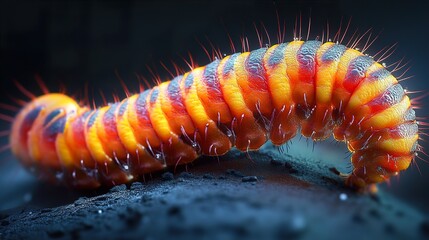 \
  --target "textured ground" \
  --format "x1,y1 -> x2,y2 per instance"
1,141 -> 428,240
